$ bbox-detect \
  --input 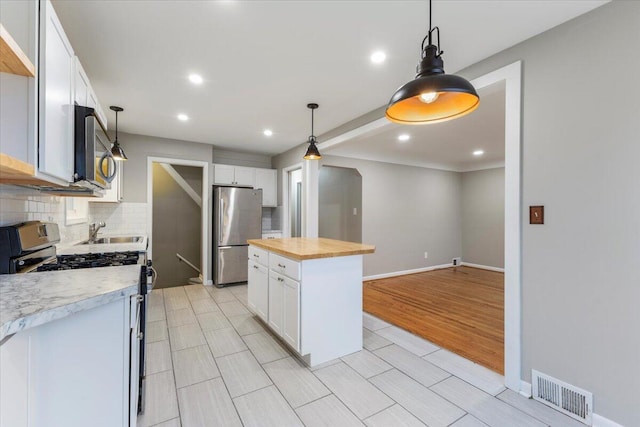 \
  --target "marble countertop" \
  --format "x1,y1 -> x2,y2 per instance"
247,237 -> 375,260
57,234 -> 148,255
0,265 -> 141,342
